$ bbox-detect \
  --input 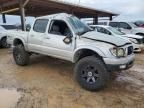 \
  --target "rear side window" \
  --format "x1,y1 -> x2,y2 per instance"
109,22 -> 118,27
33,19 -> 48,33
1,25 -> 17,30
96,27 -> 111,35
